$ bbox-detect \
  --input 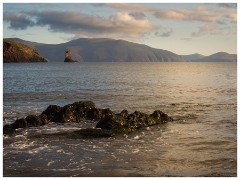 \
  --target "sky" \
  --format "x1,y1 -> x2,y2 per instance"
2,2 -> 237,55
